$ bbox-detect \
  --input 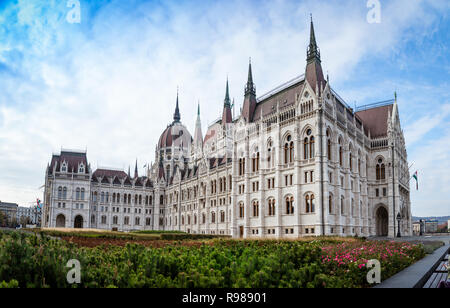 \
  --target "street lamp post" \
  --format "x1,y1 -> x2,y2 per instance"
396,213 -> 401,238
